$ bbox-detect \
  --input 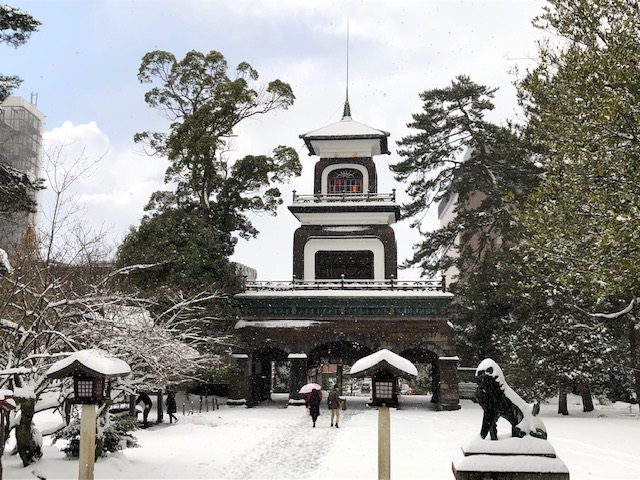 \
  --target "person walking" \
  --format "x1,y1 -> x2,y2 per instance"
328,384 -> 341,428
309,388 -> 321,427
136,392 -> 152,428
167,391 -> 178,424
